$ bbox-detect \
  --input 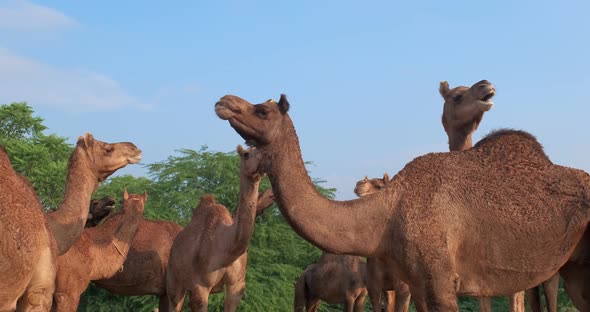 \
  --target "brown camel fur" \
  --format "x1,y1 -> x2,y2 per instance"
85,196 -> 116,228
0,134 -> 141,312
215,94 -> 590,312
93,190 -> 273,312
354,174 -> 411,312
166,145 -> 272,312
53,190 -> 146,311
294,253 -> 367,312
